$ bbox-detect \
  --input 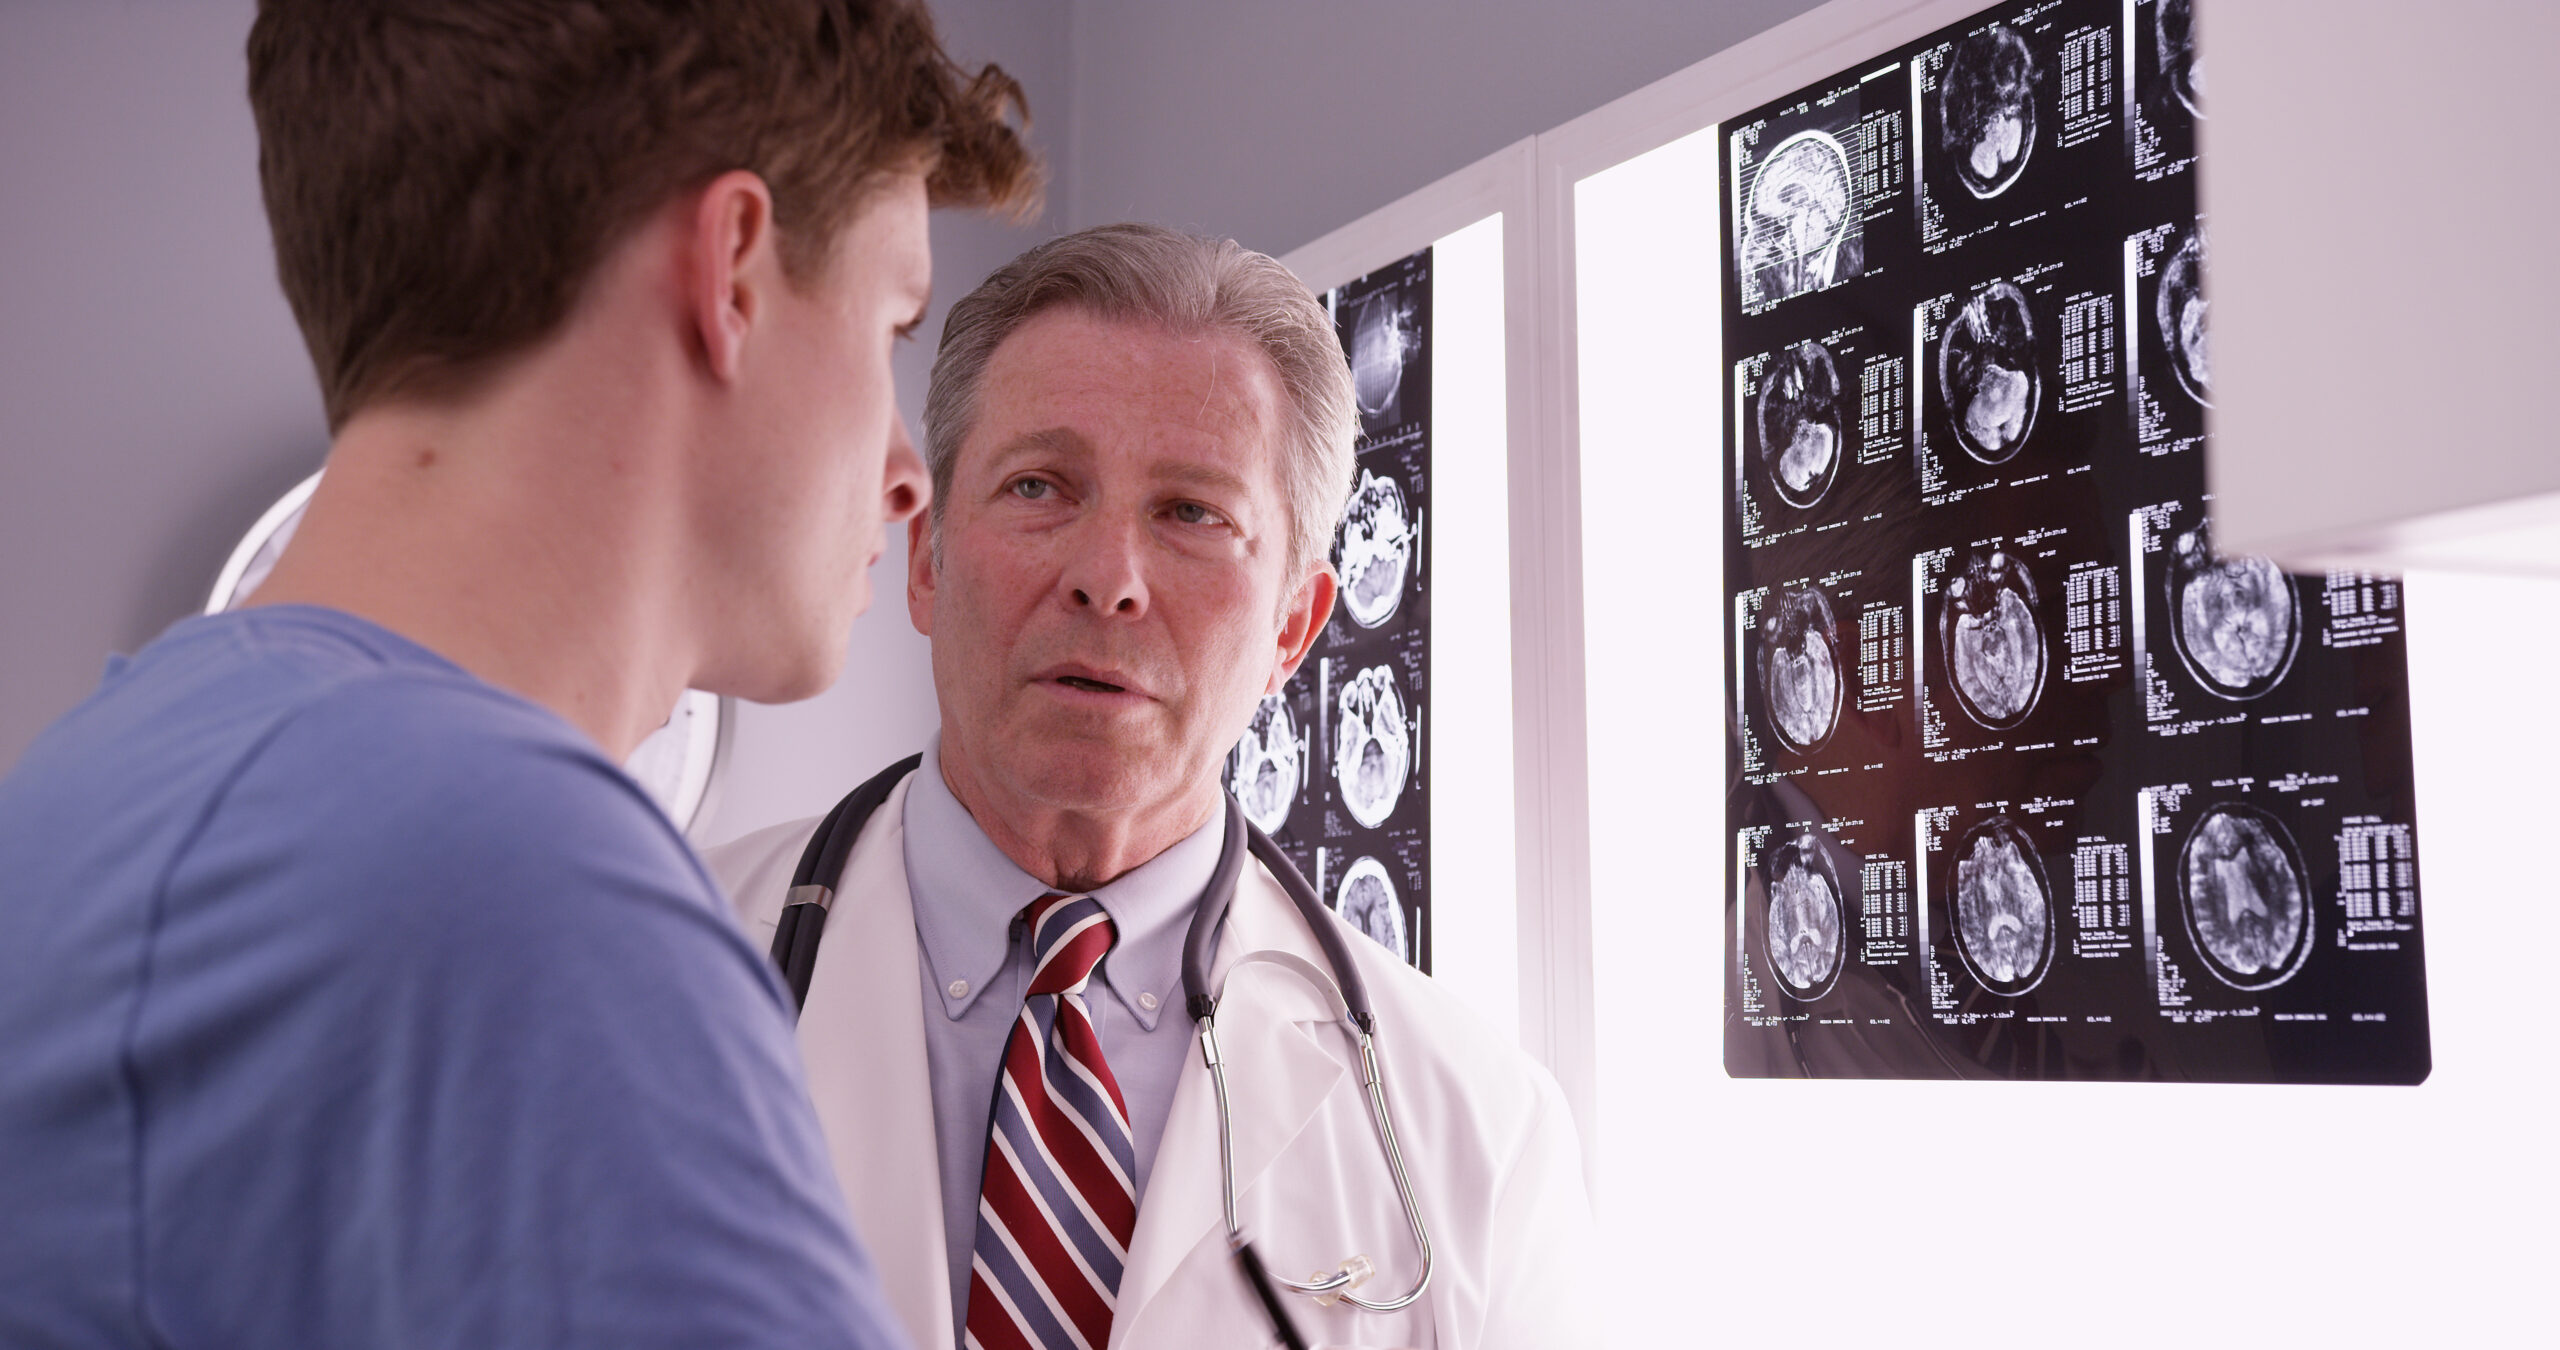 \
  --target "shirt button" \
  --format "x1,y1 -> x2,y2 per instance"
948,979 -> 970,999
1137,991 -> 1159,1012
